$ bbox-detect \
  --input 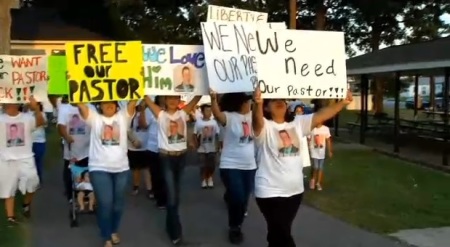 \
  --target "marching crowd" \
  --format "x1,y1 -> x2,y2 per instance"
0,87 -> 350,247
